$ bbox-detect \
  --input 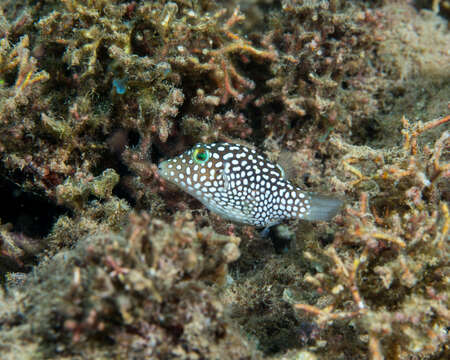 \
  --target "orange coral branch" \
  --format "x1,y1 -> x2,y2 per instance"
371,232 -> 406,248
369,332 -> 384,360
294,303 -> 363,322
402,115 -> 450,155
